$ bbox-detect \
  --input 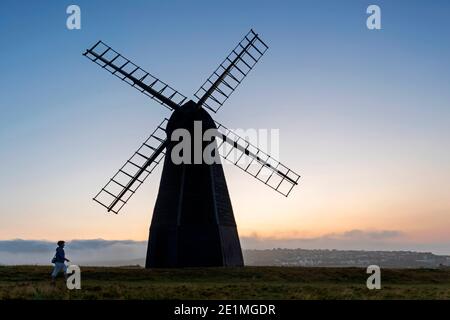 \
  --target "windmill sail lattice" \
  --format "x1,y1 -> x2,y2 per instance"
214,121 -> 300,197
83,41 -> 187,110
93,119 -> 168,214
194,29 -> 269,113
